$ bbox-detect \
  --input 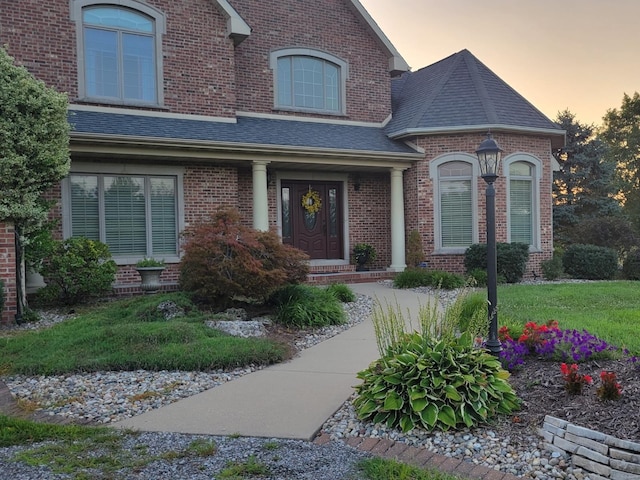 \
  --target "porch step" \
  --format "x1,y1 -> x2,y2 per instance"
306,270 -> 396,285
308,264 -> 356,274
